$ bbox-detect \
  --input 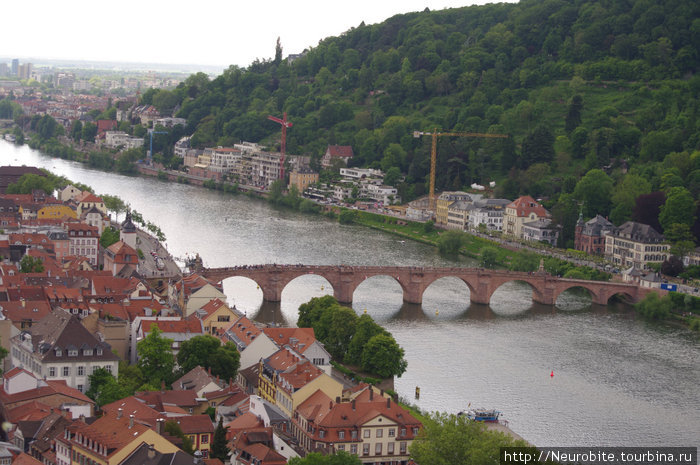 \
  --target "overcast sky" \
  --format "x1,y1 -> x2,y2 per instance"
2,0 -> 515,70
